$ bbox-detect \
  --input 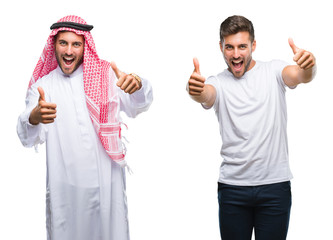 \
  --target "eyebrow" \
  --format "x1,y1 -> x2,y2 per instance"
58,39 -> 83,45
224,43 -> 248,47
